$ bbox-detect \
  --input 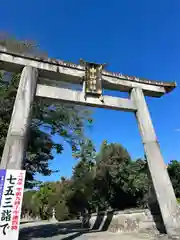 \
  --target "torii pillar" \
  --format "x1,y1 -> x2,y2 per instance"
131,87 -> 180,238
0,66 -> 38,170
